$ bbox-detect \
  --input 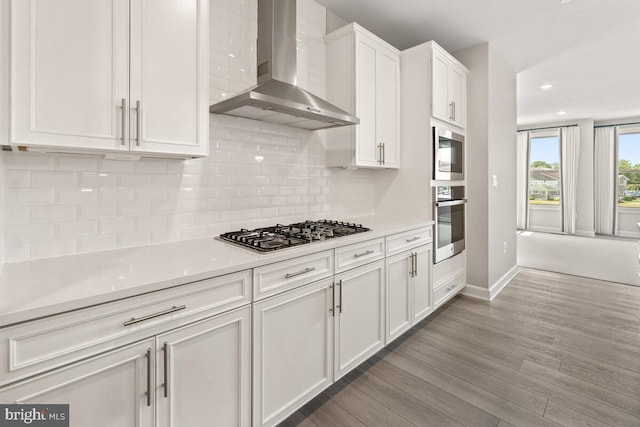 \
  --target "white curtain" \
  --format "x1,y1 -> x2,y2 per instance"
594,127 -> 617,235
516,131 -> 529,229
560,126 -> 581,234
